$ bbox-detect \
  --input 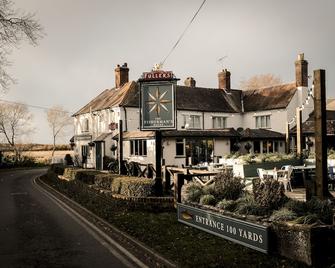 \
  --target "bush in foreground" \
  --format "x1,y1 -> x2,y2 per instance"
181,182 -> 203,203
214,171 -> 245,201
111,177 -> 154,197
